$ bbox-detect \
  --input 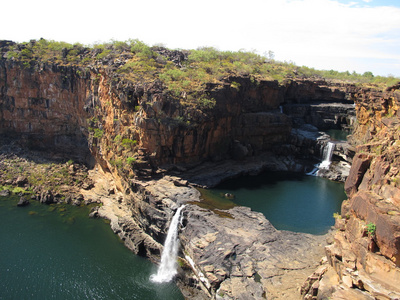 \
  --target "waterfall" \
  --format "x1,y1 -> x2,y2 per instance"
306,141 -> 335,176
319,142 -> 335,170
150,205 -> 185,283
